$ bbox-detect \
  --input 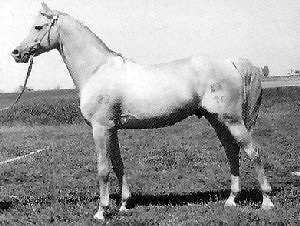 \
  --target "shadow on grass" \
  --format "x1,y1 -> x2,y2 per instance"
0,196 -> 20,211
0,187 -> 282,212
125,187 -> 282,209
